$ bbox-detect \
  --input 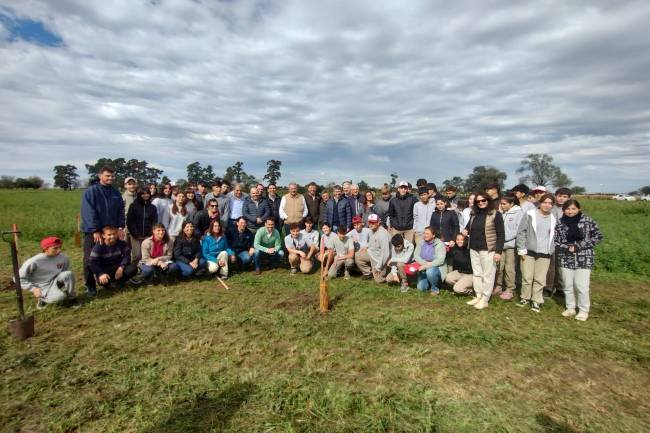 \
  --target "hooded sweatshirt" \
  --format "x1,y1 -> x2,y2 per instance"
502,205 -> 524,249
